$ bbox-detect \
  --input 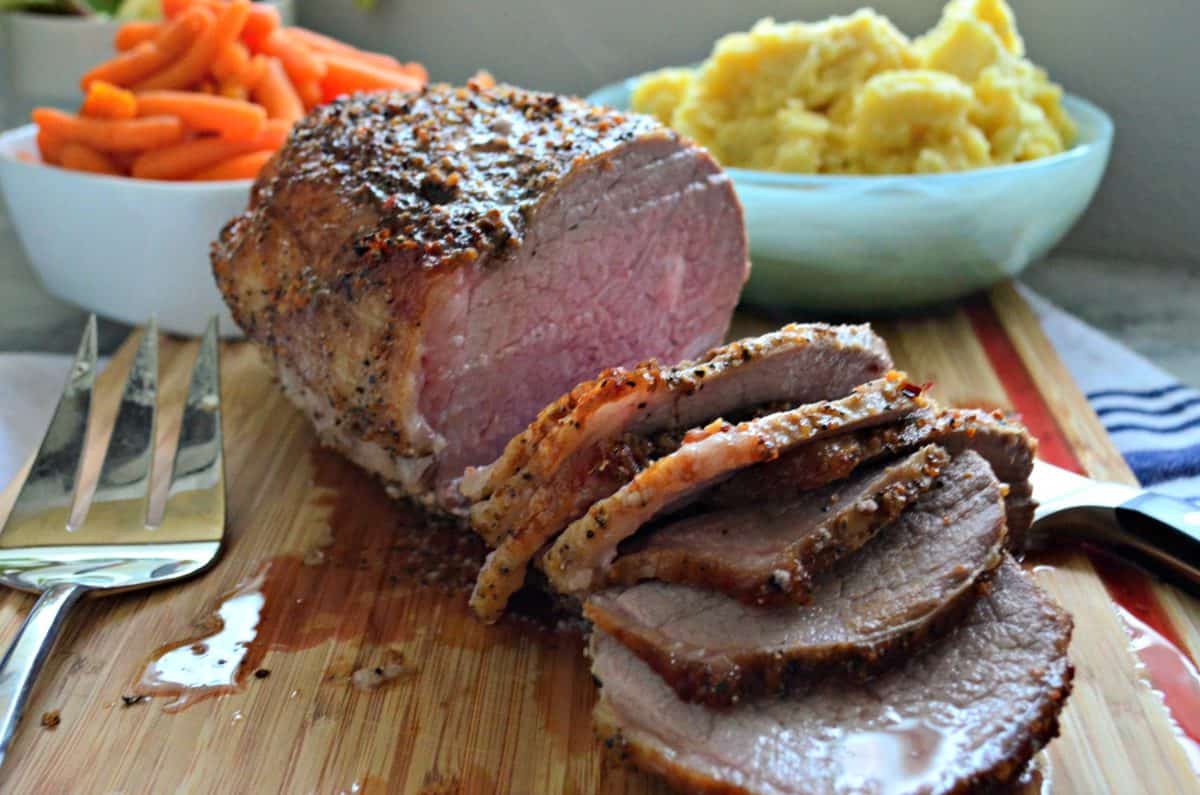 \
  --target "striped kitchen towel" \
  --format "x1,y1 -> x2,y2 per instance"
1023,287 -> 1200,505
